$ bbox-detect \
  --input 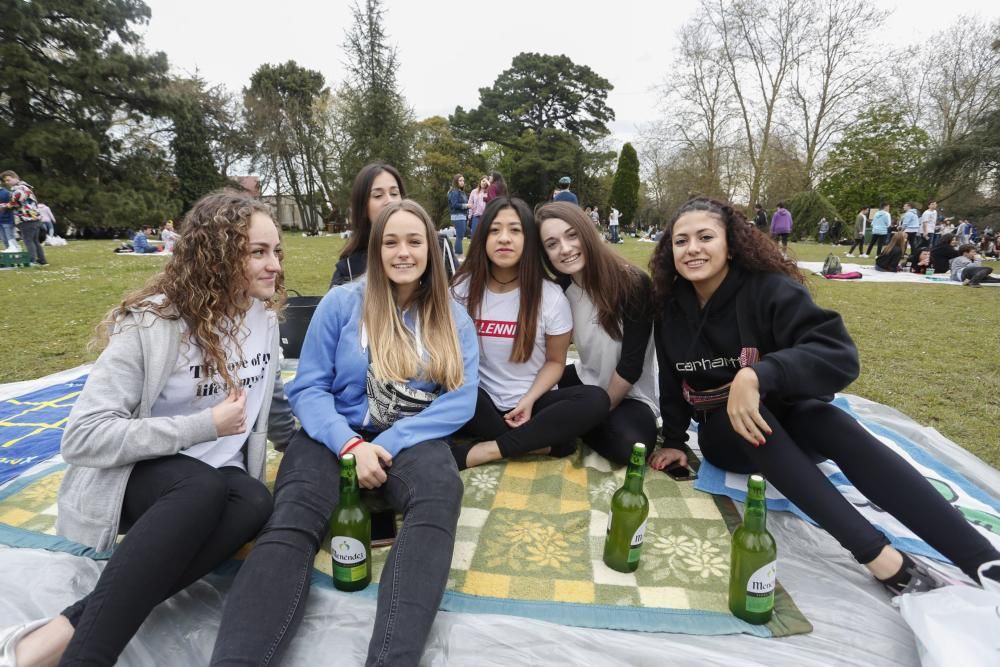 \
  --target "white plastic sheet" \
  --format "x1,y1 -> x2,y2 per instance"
2,392 -> 996,666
